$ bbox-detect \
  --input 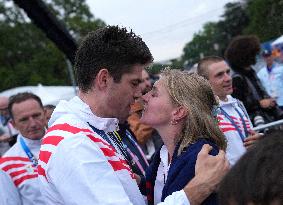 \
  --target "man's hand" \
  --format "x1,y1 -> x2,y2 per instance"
259,98 -> 276,108
183,144 -> 229,205
0,134 -> 12,143
244,131 -> 262,149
